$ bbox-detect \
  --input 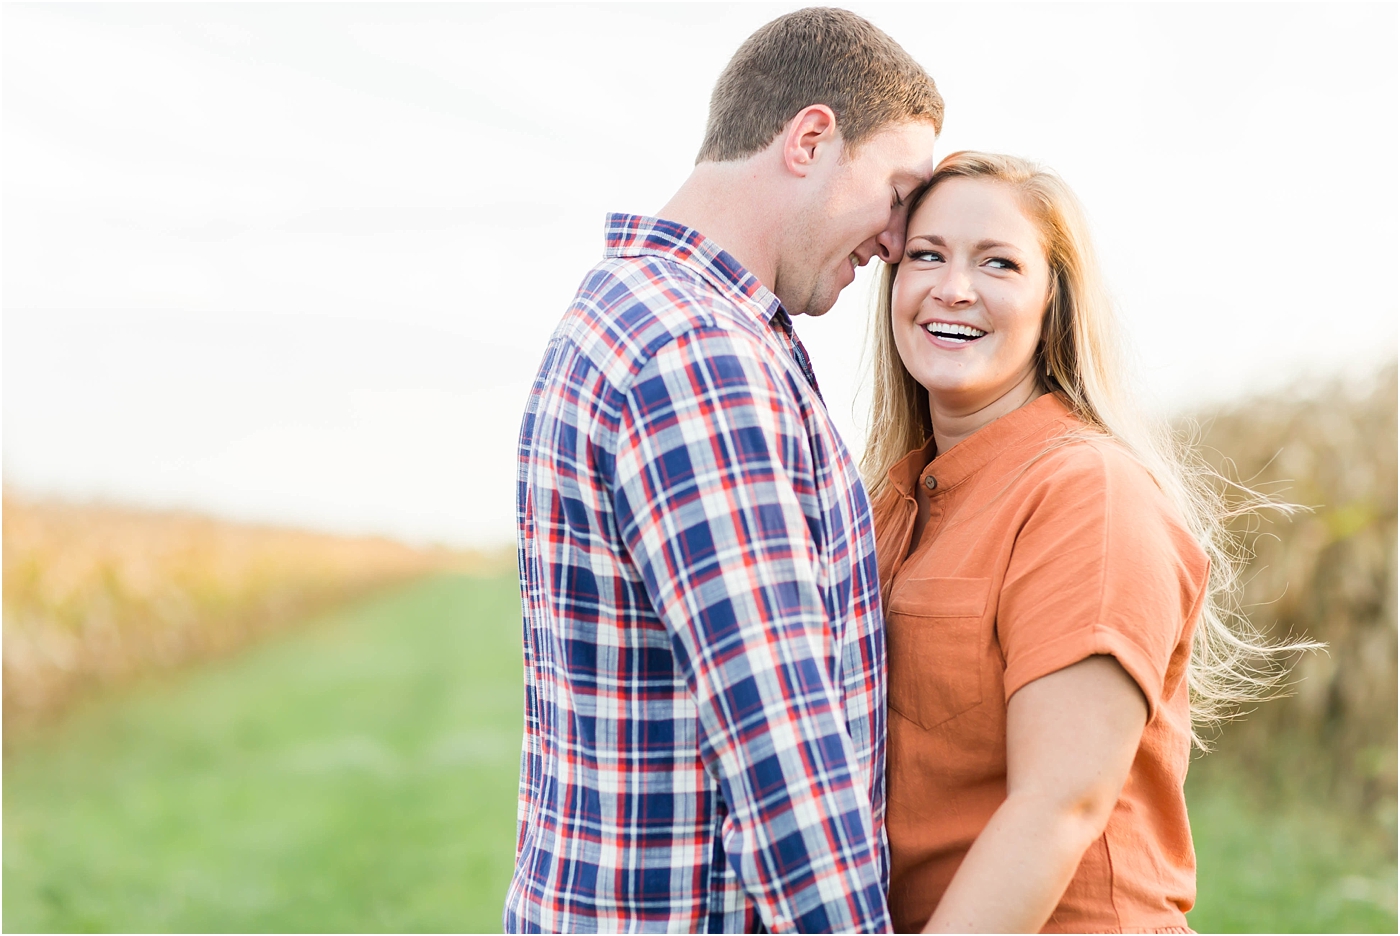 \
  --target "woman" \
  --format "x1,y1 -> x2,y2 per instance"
862,152 -> 1307,933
